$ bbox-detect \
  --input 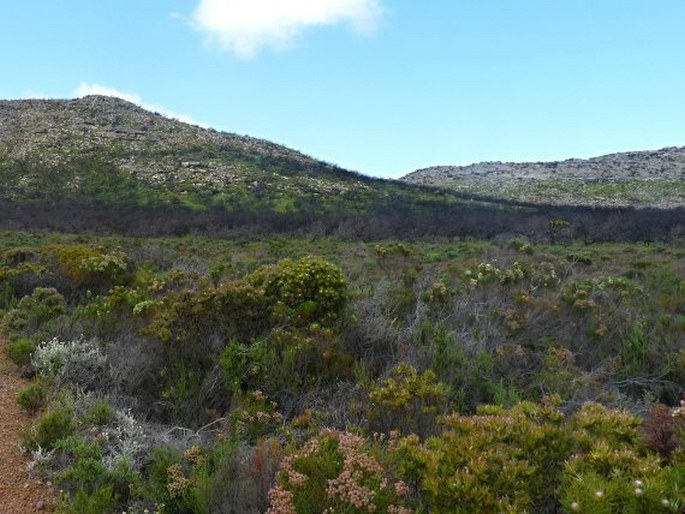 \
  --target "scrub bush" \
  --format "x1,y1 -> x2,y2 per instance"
249,256 -> 347,326
267,429 -> 410,514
